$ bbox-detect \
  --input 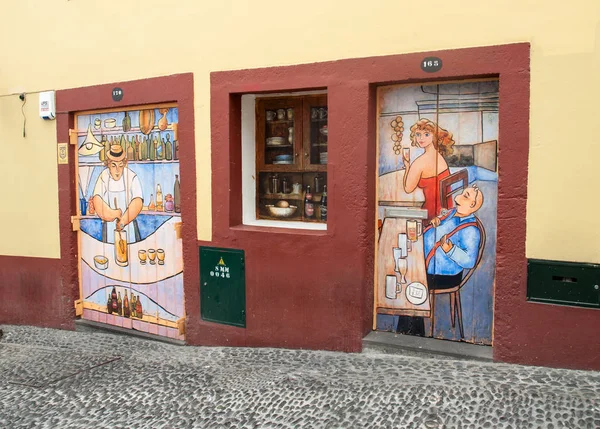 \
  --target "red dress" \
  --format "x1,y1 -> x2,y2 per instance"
418,169 -> 450,223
